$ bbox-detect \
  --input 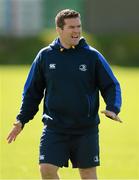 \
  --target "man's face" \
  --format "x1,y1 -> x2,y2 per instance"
57,17 -> 82,48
